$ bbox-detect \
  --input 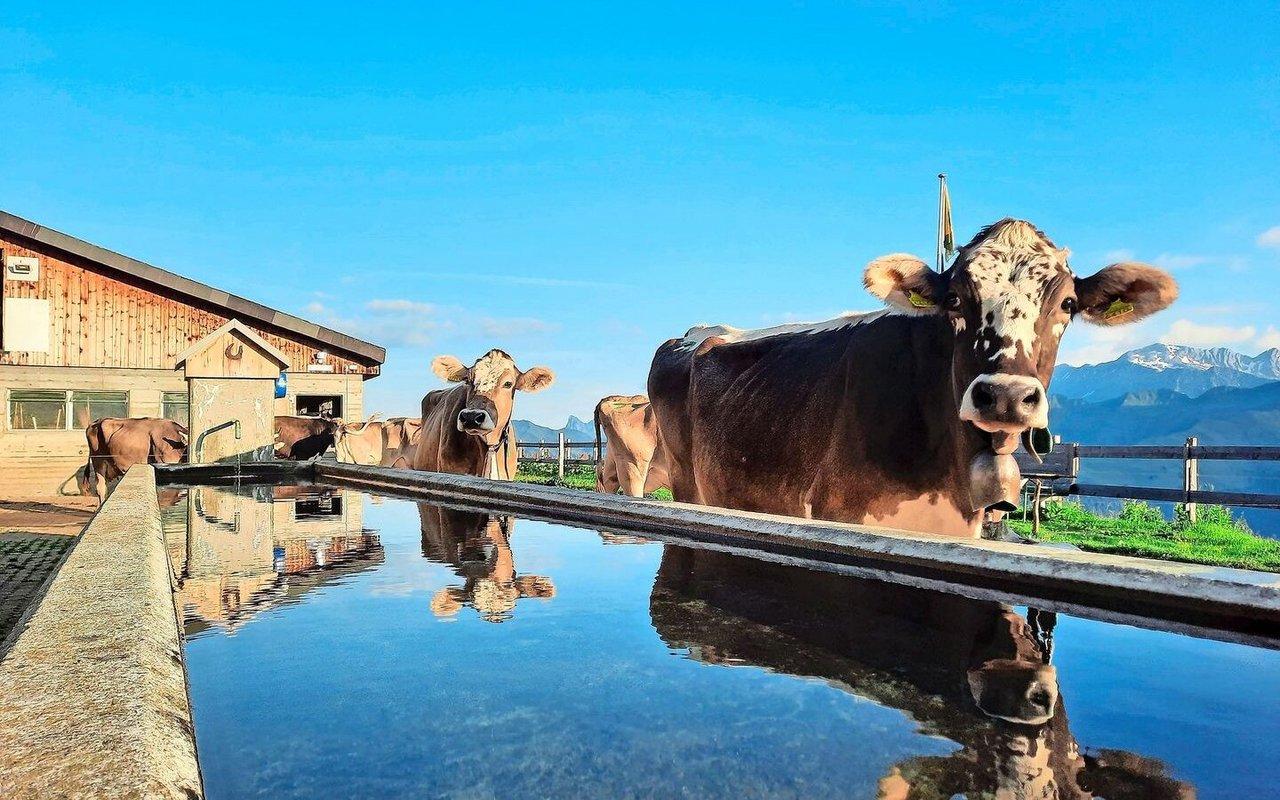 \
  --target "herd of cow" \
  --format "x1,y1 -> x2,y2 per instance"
79,219 -> 1177,539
